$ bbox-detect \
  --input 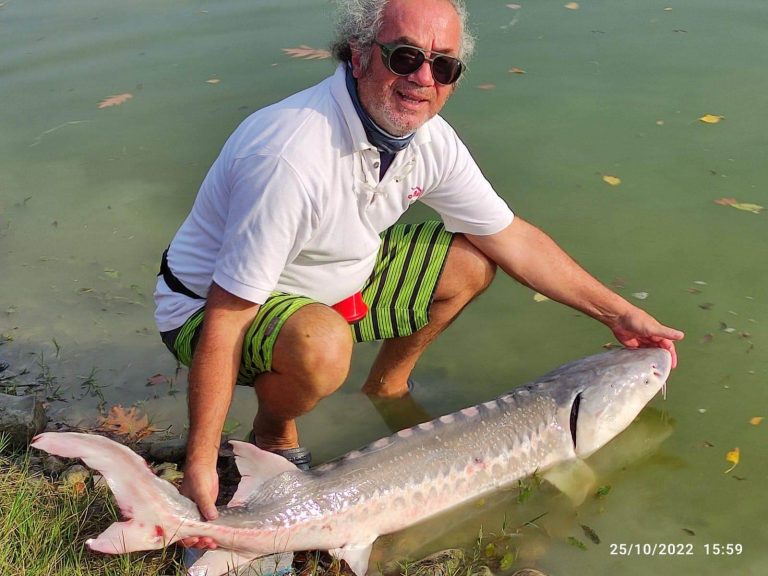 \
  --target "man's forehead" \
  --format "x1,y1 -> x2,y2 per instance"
379,0 -> 461,52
